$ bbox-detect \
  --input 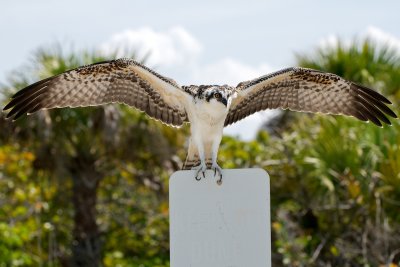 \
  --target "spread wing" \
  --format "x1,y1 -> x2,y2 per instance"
3,58 -> 189,127
225,67 -> 397,127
